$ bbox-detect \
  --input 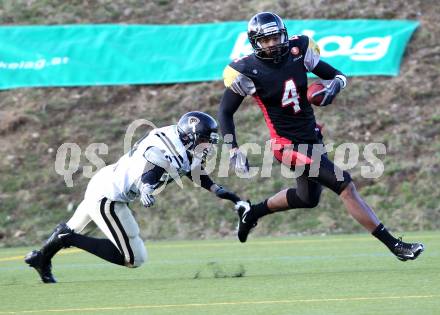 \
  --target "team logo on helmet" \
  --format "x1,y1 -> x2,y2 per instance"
188,116 -> 200,131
